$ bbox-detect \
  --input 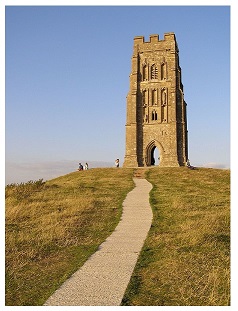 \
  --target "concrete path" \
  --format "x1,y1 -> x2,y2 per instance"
44,177 -> 152,306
